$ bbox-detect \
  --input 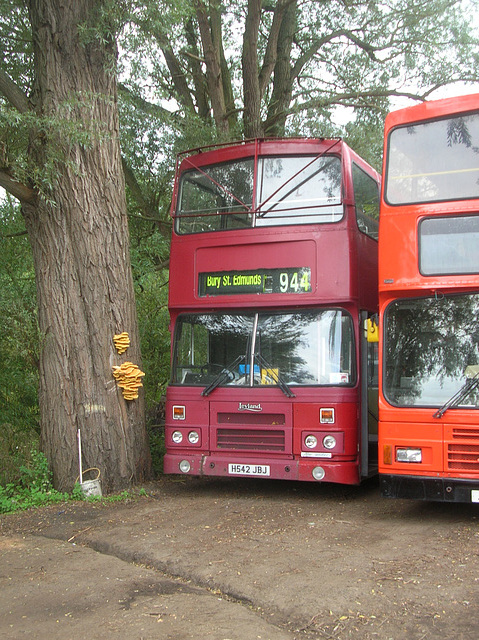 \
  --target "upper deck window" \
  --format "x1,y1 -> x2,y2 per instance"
177,158 -> 254,234
175,154 -> 343,234
420,214 -> 479,275
385,111 -> 479,205
352,163 -> 379,239
255,156 -> 342,226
